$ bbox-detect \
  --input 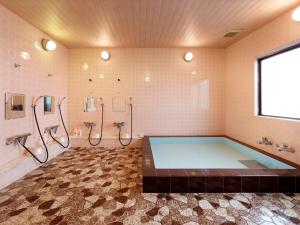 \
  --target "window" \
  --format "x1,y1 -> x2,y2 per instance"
258,43 -> 300,120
